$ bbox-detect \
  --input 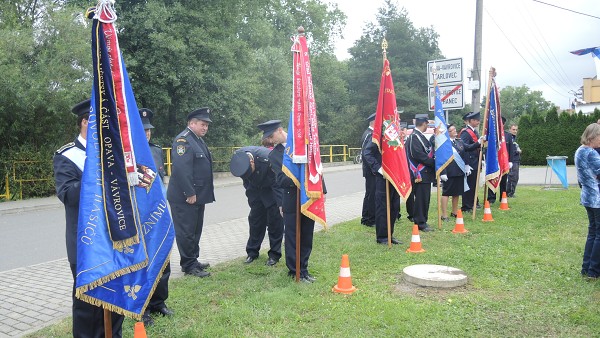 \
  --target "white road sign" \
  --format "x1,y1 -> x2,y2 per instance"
428,84 -> 464,111
427,58 -> 463,86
